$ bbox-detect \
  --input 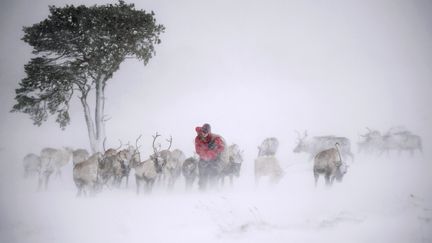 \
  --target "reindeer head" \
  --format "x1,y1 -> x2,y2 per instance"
151,133 -> 172,173
293,130 -> 308,153
335,163 -> 348,182
126,135 -> 142,169
359,127 -> 382,142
